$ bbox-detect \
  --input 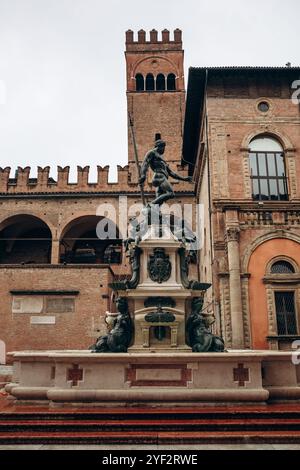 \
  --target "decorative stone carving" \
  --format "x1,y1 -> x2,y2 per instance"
286,154 -> 298,199
145,309 -> 175,323
144,297 -> 176,308
218,256 -> 228,273
219,275 -> 232,347
148,248 -> 171,283
144,307 -> 176,341
226,227 -> 240,242
241,277 -> 251,349
242,152 -> 252,199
